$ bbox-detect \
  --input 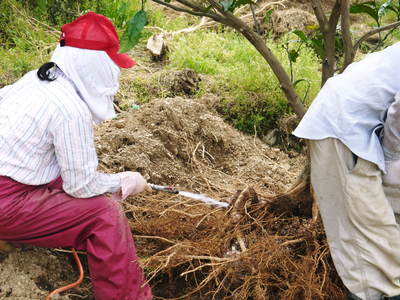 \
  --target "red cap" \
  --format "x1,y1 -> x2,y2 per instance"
60,12 -> 135,68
